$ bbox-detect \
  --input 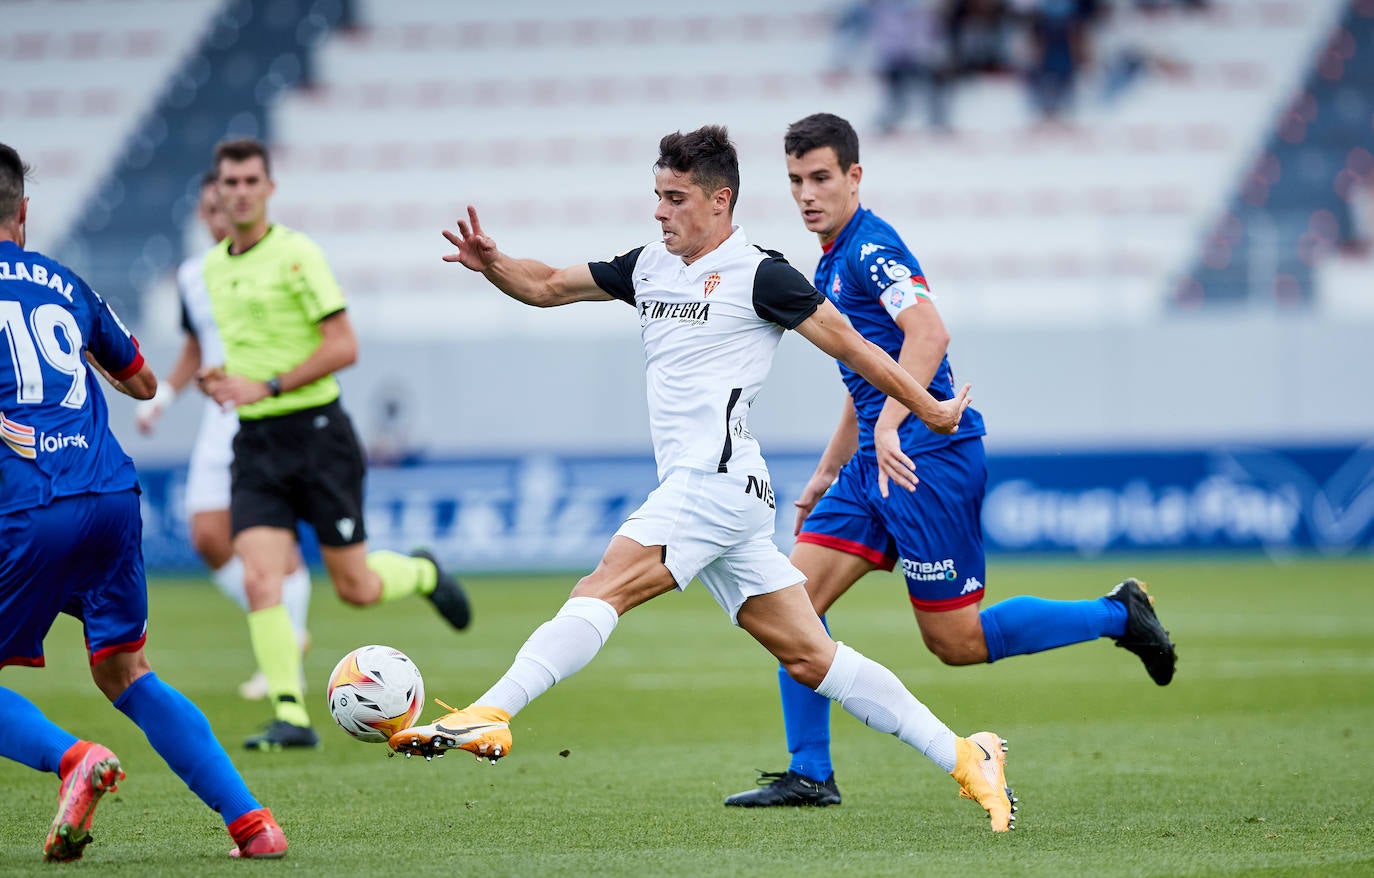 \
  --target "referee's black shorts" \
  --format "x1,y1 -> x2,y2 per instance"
230,399 -> 368,547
